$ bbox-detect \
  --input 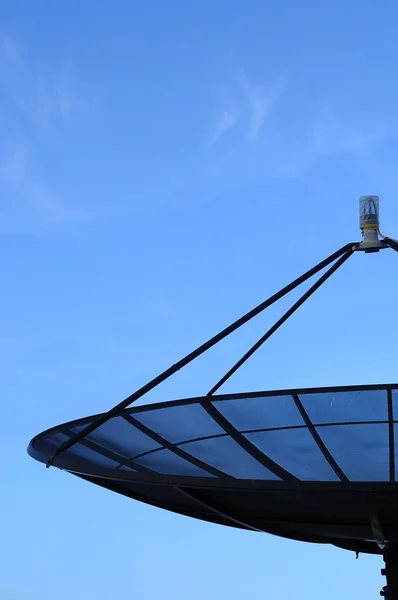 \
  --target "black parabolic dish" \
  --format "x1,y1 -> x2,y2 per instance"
28,383 -> 398,555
